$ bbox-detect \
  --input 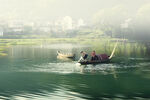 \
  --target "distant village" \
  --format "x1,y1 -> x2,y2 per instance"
0,16 -> 88,38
